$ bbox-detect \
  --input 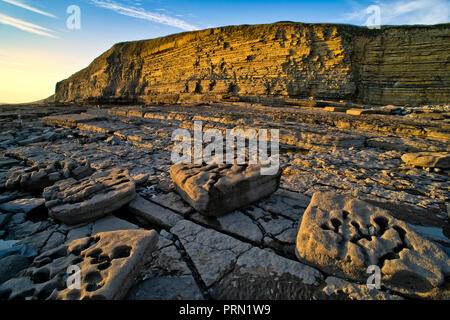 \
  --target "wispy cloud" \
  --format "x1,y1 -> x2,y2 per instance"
1,0 -> 57,18
91,0 -> 199,31
0,13 -> 58,38
342,0 -> 450,25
